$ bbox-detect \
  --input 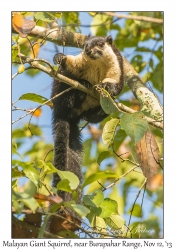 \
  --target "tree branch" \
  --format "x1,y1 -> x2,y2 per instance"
103,12 -> 163,24
12,25 -> 163,123
12,215 -> 62,239
12,207 -> 94,239
12,54 -> 163,130
12,26 -> 87,48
